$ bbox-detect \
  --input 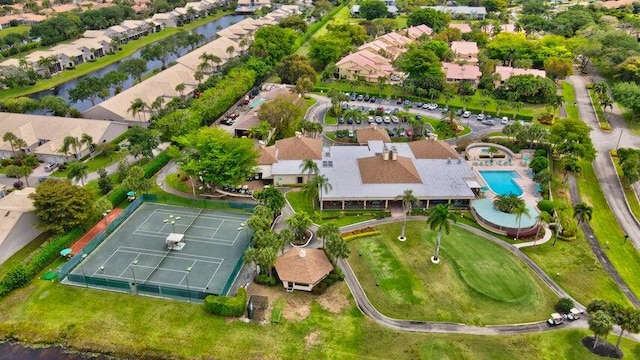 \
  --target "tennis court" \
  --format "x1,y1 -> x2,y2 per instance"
64,202 -> 253,299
